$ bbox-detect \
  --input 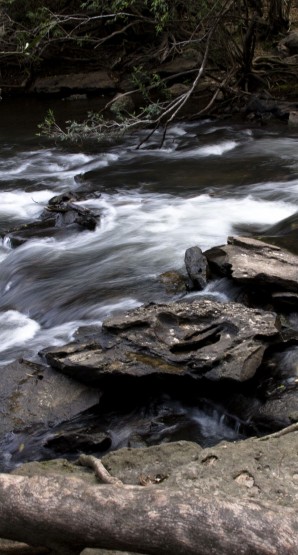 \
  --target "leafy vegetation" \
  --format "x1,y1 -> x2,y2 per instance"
0,1 -> 295,141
